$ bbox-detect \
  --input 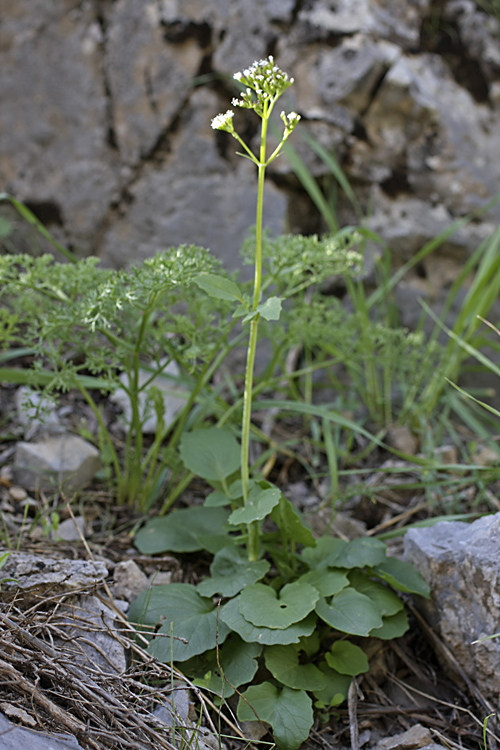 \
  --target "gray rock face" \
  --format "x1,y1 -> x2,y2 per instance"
404,513 -> 500,708
0,710 -> 85,750
14,432 -> 101,493
1,0 -> 499,305
1,553 -> 108,602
